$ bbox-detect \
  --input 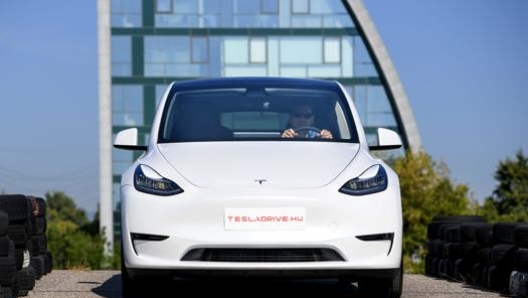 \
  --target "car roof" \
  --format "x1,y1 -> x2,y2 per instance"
171,77 -> 341,91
